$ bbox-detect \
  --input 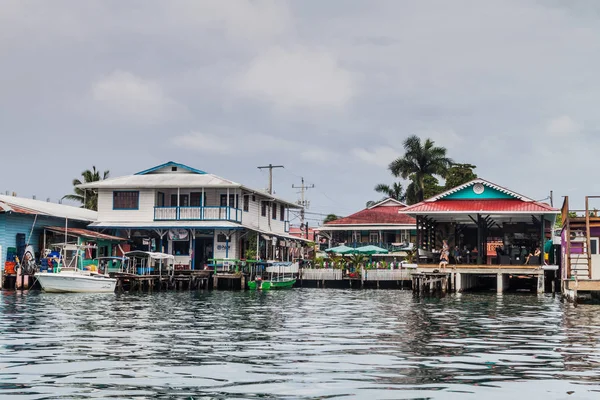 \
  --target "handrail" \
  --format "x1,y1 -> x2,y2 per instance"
586,196 -> 592,279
